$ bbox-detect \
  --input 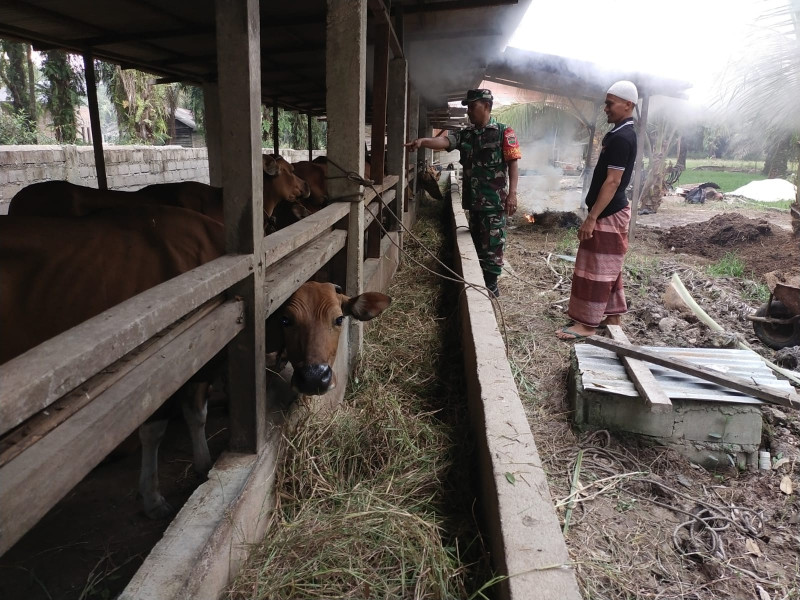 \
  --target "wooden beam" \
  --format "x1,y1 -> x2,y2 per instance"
83,53 -> 107,189
368,22 -> 389,258
367,0 -> 403,58
263,230 -> 348,315
604,326 -> 673,413
0,254 -> 252,436
308,113 -> 313,161
0,300 -> 244,556
395,0 -> 520,15
584,337 -> 799,409
386,57 -> 408,232
0,297 -> 225,468
216,0 -> 267,453
327,0 -> 367,363
203,82 -> 223,186
263,202 -> 350,269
